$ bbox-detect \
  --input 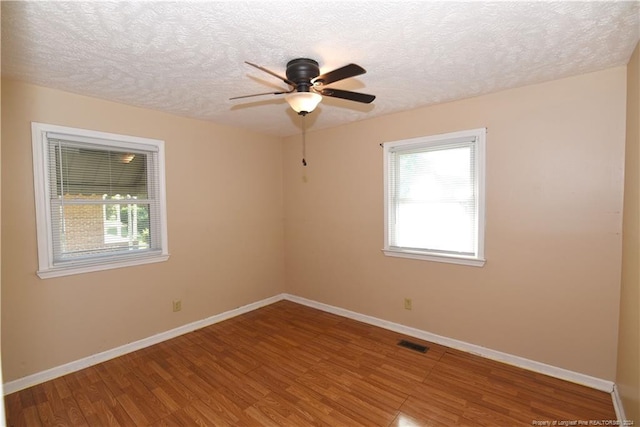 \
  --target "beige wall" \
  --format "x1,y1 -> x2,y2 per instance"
619,41 -> 640,421
0,5 -> 6,413
0,79 -> 285,382
284,67 -> 627,381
